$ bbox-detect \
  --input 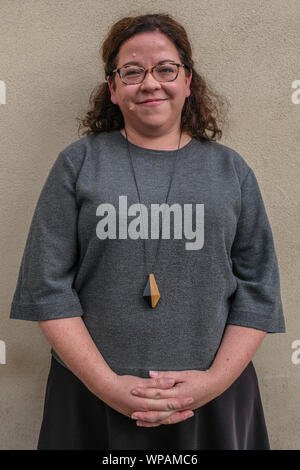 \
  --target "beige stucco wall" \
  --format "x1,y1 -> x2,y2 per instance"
0,0 -> 299,450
